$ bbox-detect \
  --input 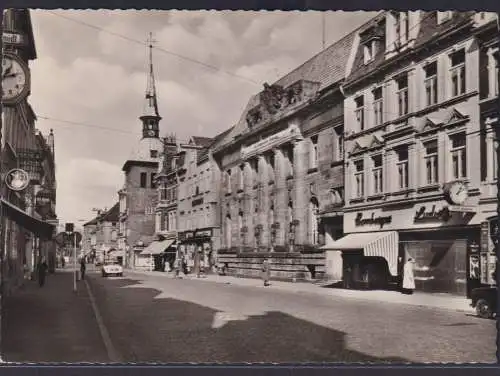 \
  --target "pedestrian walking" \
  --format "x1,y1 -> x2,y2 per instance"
36,258 -> 48,287
261,258 -> 270,287
80,258 -> 86,280
402,257 -> 416,295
